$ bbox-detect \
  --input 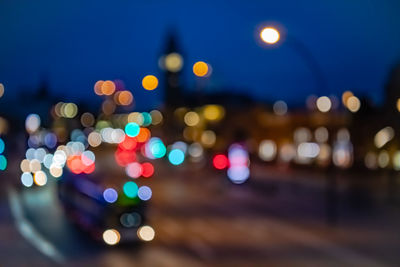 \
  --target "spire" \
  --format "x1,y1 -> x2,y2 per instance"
165,30 -> 179,54
162,30 -> 184,108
